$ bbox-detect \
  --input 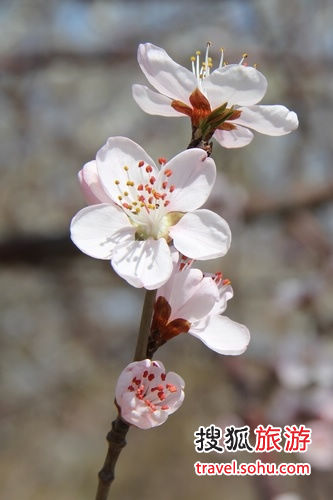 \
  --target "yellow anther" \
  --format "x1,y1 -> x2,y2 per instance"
220,47 -> 224,52
242,53 -> 248,59
118,195 -> 122,200
124,191 -> 129,196
253,63 -> 258,69
126,180 -> 134,186
132,201 -> 137,205
114,180 -> 120,185
208,57 -> 213,62
196,50 -> 201,55
190,56 -> 195,61
208,62 -> 213,67
140,202 -> 145,207
123,165 -> 129,171
135,207 -> 140,214
148,204 -> 155,209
